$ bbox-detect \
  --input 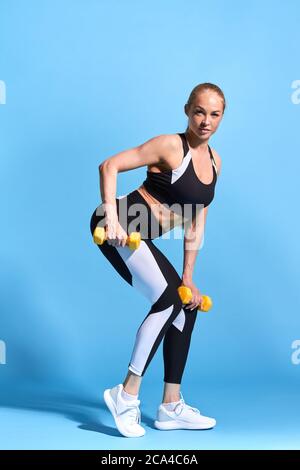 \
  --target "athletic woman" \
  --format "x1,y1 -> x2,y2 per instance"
90,83 -> 224,437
